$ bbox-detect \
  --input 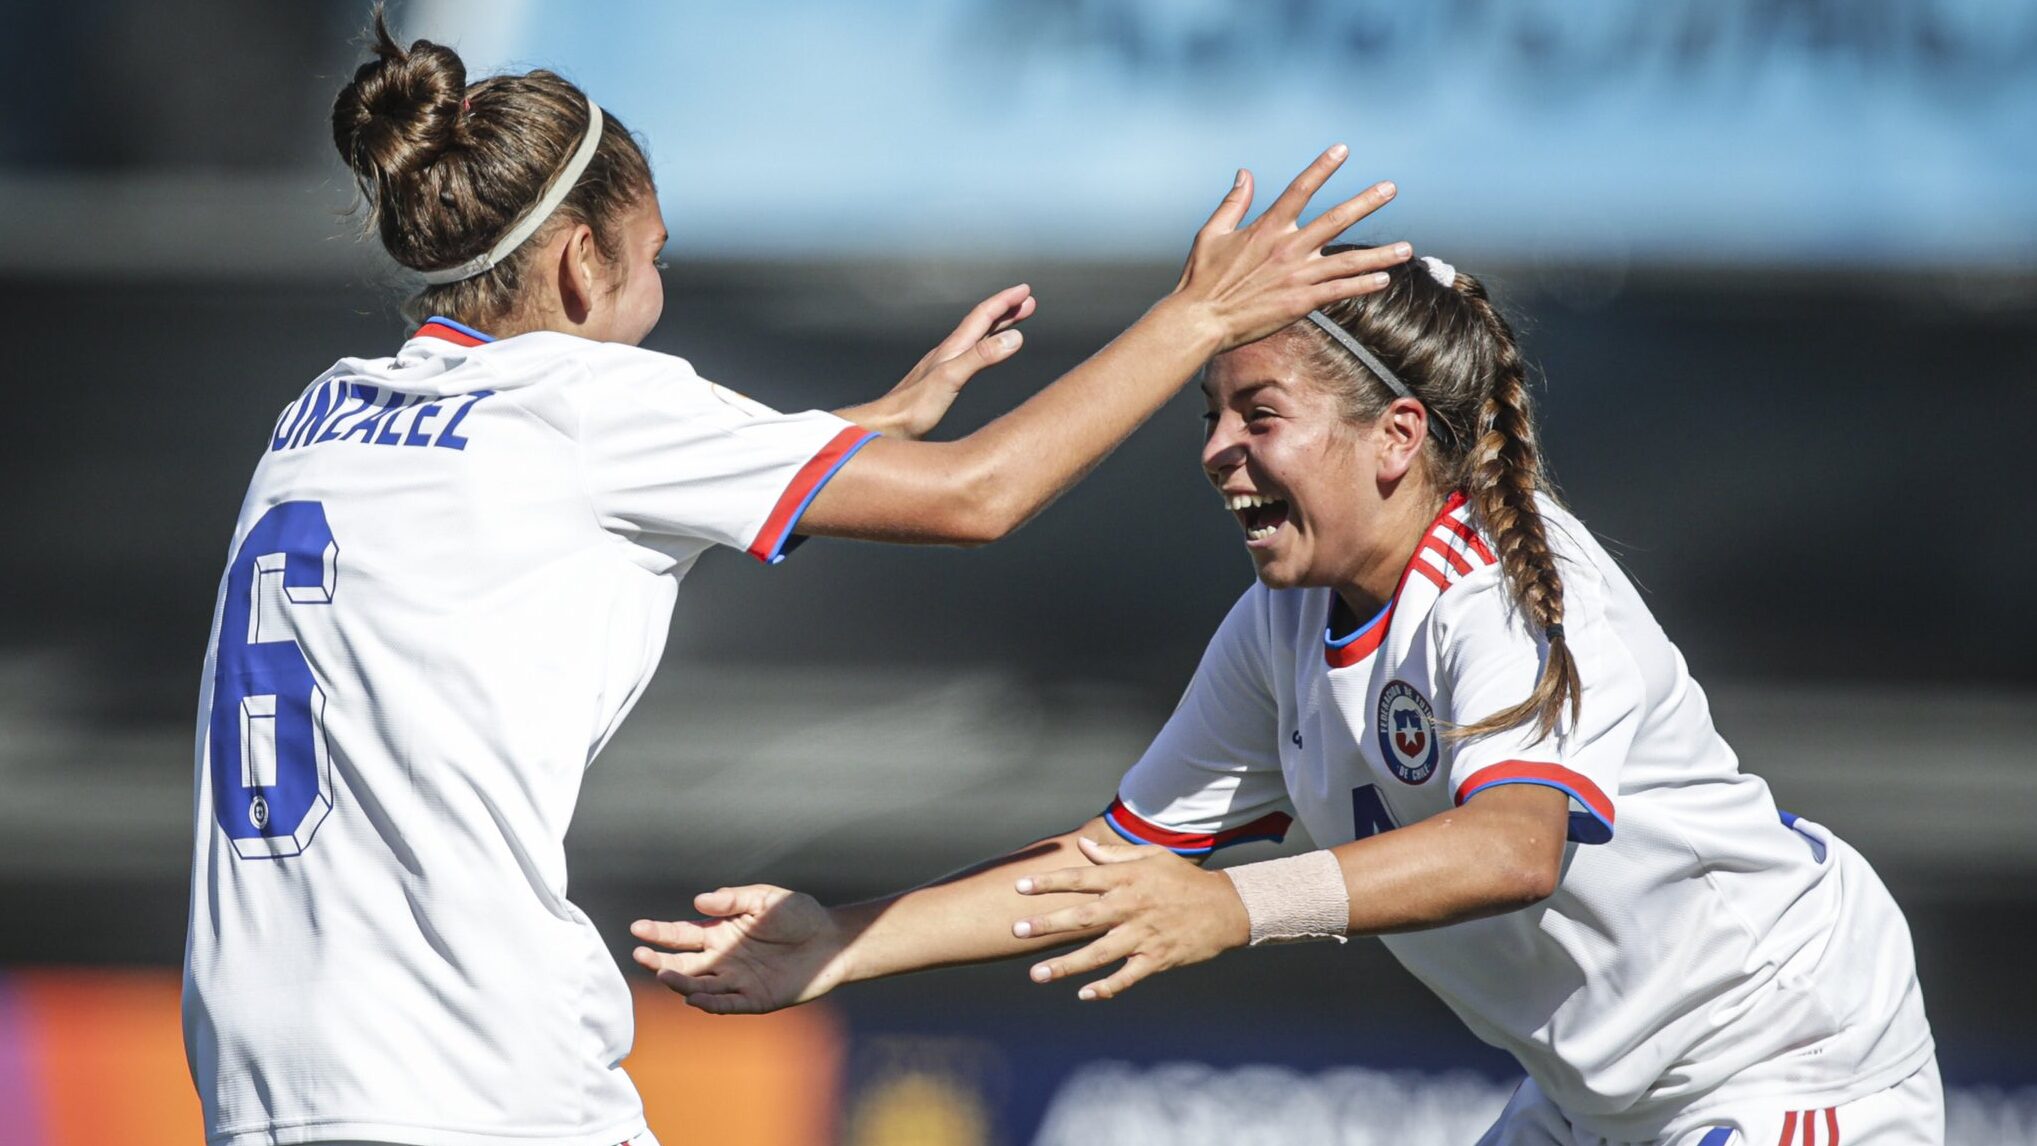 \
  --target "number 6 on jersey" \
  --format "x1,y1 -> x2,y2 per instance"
207,500 -> 339,858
